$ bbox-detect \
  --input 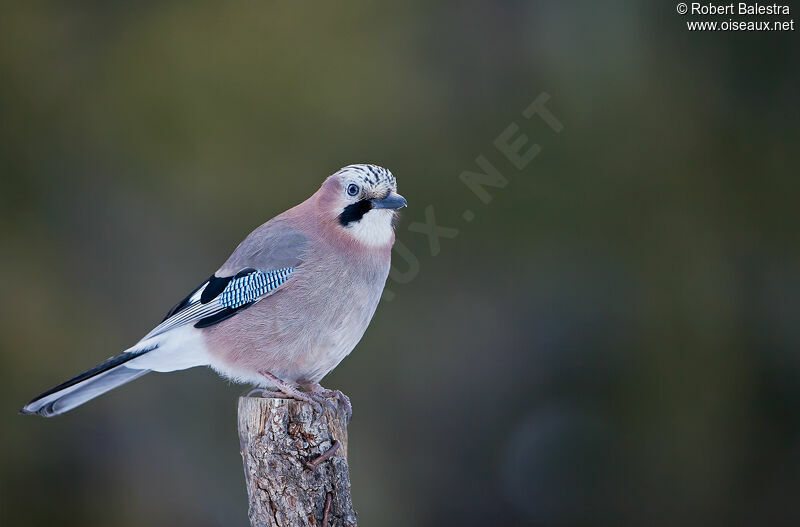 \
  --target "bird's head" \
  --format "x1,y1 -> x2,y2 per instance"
319,164 -> 407,247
